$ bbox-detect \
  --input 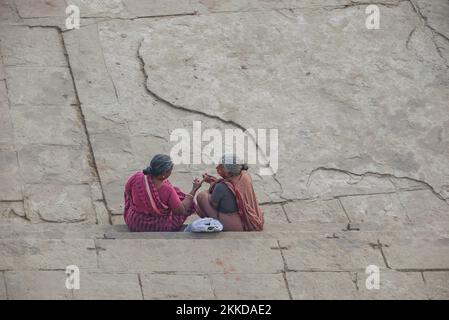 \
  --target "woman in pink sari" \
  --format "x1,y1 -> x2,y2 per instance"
124,154 -> 203,232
